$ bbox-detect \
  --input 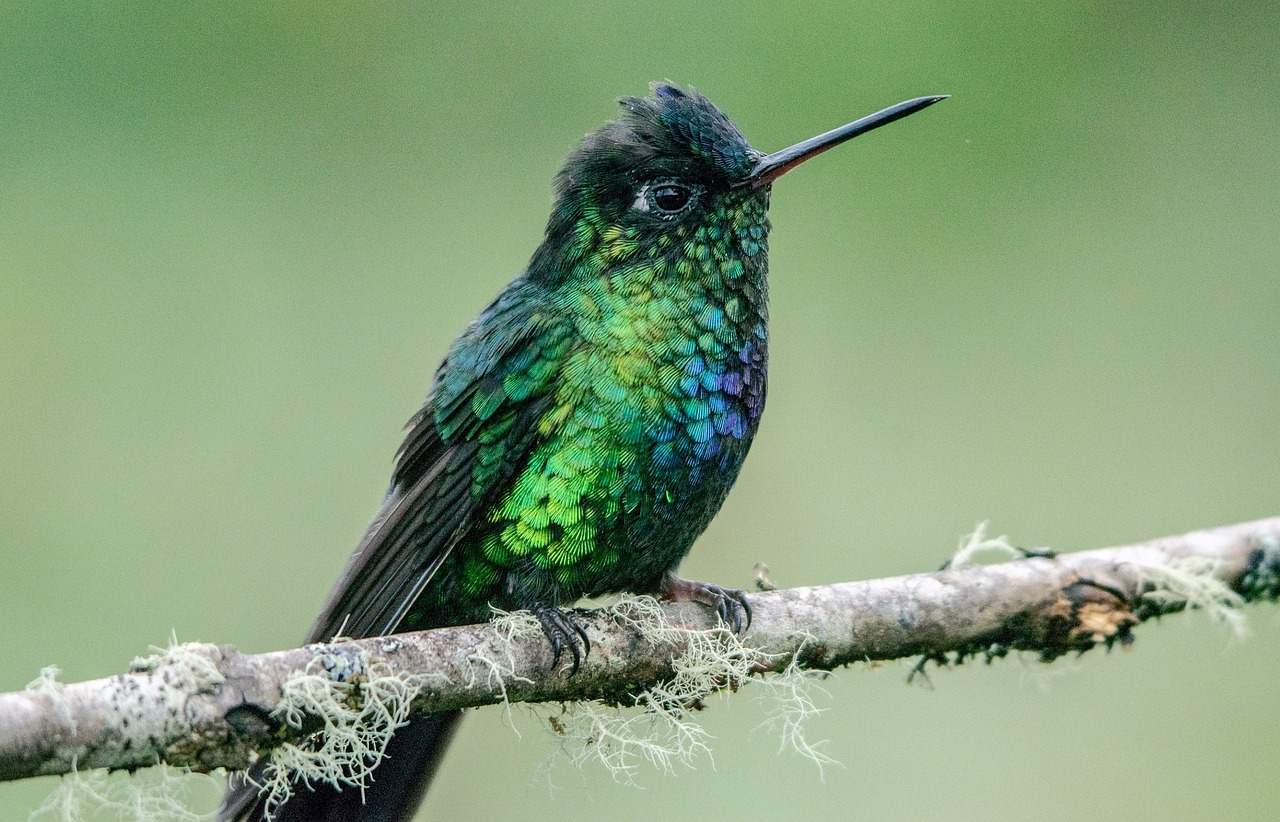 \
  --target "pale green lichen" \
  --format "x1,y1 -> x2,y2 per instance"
250,644 -> 430,818
25,665 -> 74,736
24,664 -> 66,694
1015,650 -> 1086,691
1133,554 -> 1247,637
30,637 -> 228,822
753,648 -> 838,775
477,607 -> 541,693
524,596 -> 834,784
128,635 -> 224,691
947,521 -> 1023,569
475,607 -> 545,736
29,761 -> 219,822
